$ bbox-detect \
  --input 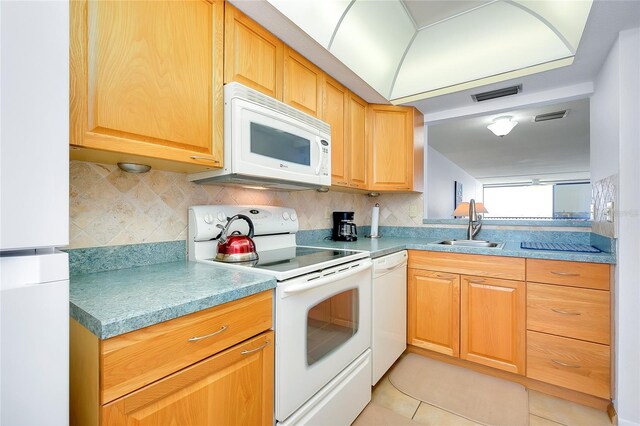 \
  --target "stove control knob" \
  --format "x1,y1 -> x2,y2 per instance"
217,212 -> 226,222
203,214 -> 214,224
290,212 -> 297,221
282,211 -> 290,221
